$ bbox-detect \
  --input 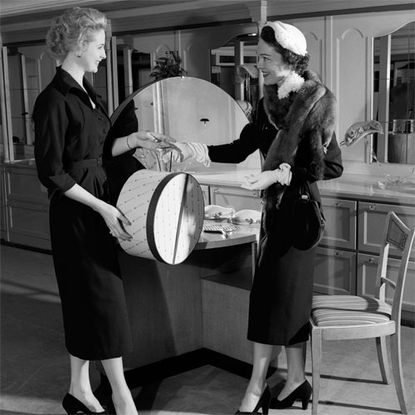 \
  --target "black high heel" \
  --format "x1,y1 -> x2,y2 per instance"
235,385 -> 271,414
62,393 -> 107,414
270,380 -> 312,410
